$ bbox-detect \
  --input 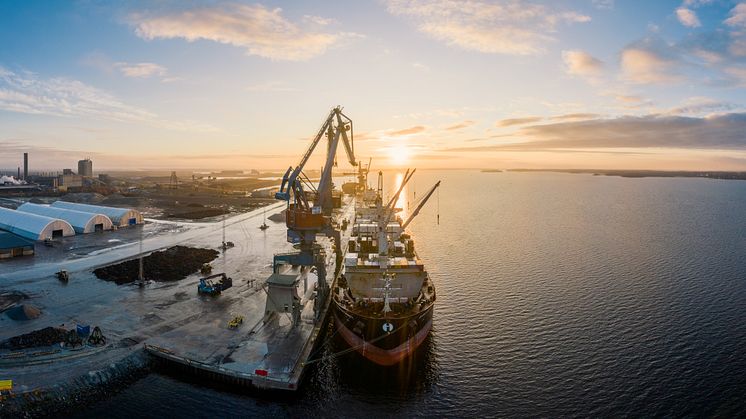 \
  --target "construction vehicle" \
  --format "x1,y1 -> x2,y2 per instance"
198,273 -> 233,296
64,329 -> 83,349
228,316 -> 244,329
56,270 -> 69,283
87,326 -> 106,346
